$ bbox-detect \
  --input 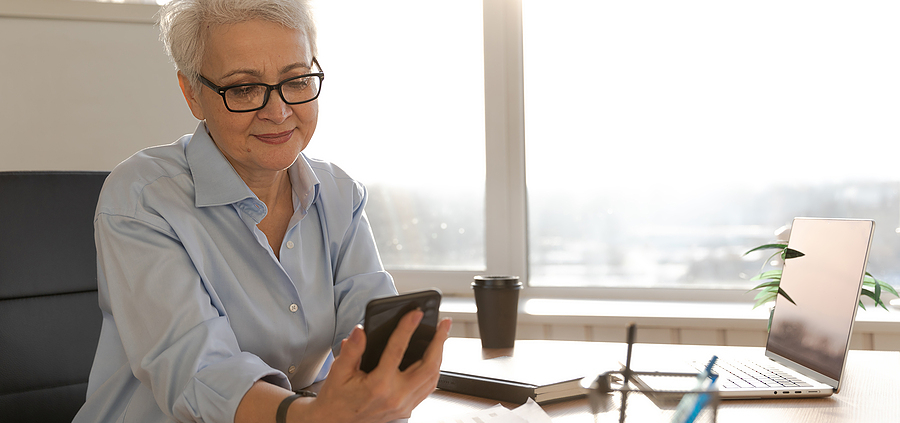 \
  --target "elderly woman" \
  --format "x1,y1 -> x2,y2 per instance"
73,0 -> 451,422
